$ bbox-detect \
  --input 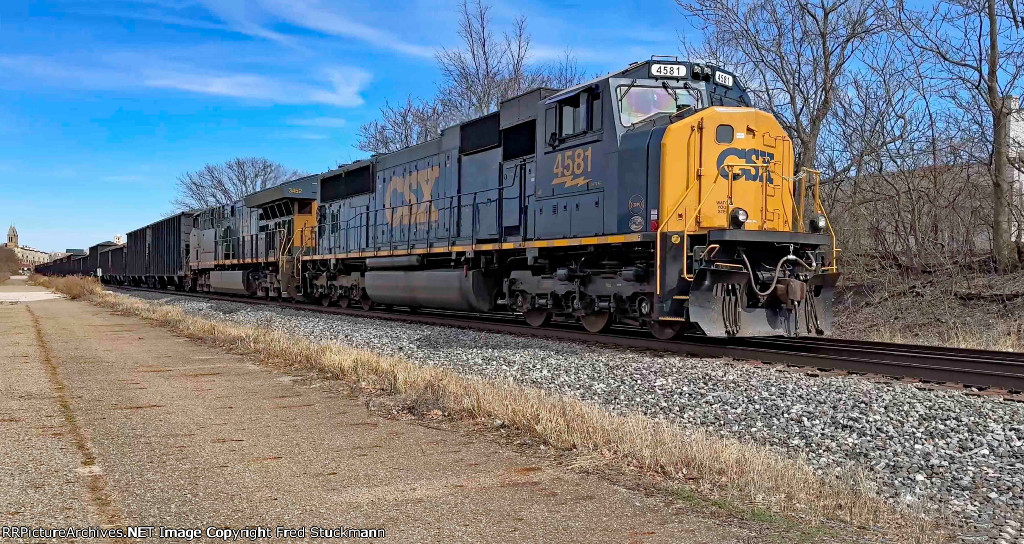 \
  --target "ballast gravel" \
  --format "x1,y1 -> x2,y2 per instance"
124,291 -> 1024,542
